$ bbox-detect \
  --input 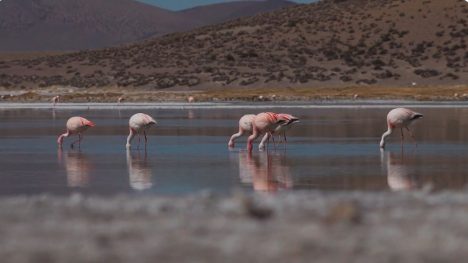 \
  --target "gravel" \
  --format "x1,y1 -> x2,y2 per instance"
0,190 -> 468,263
